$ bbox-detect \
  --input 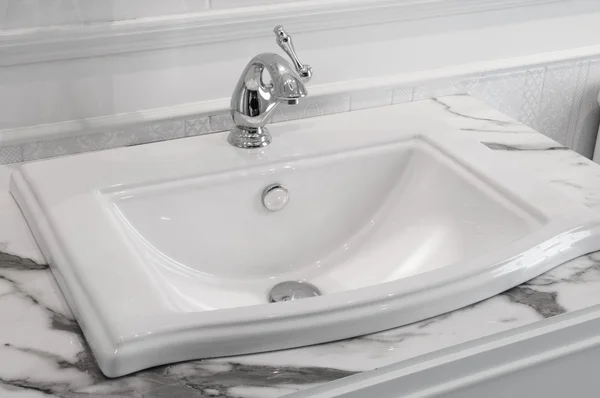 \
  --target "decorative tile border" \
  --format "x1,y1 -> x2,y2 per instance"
1,55 -> 599,166
184,117 -> 211,137
0,145 -> 22,164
